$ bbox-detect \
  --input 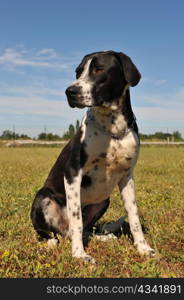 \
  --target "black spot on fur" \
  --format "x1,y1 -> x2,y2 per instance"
126,157 -> 132,161
92,158 -> 99,164
111,115 -> 115,124
72,211 -> 79,218
80,142 -> 88,168
94,165 -> 98,171
78,227 -> 82,234
139,240 -> 146,244
94,131 -> 98,136
81,175 -> 92,188
75,192 -> 78,197
64,130 -> 88,184
132,227 -> 139,232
